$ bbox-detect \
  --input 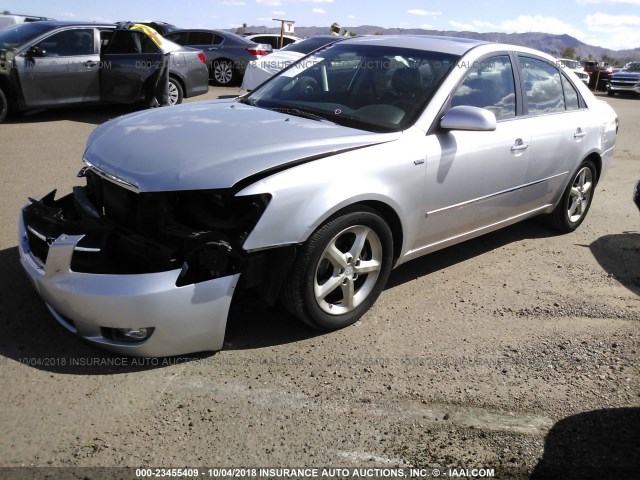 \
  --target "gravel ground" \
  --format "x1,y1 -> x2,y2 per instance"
0,88 -> 638,480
